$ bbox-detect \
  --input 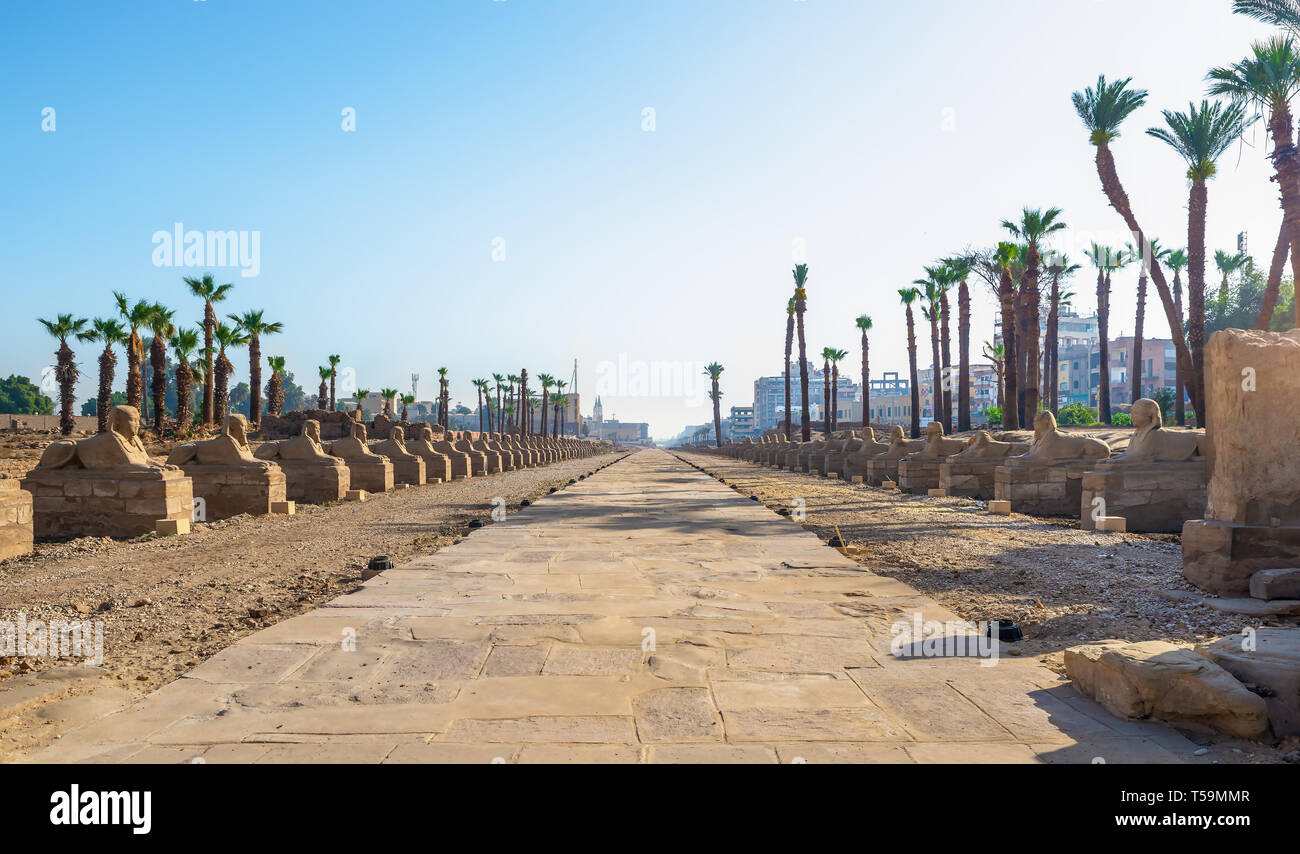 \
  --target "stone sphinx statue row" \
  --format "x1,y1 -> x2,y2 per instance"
705,397 -> 1208,534
15,406 -> 613,542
